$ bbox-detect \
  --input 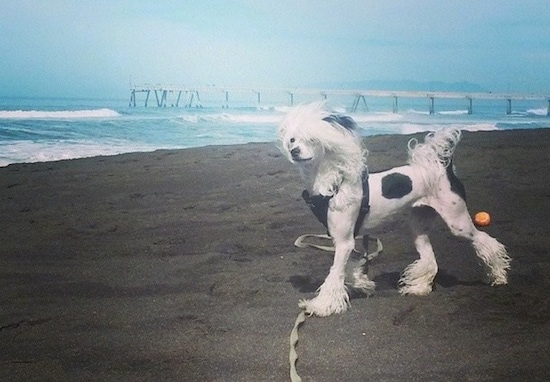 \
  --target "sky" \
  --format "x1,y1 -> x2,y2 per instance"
1,0 -> 549,99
